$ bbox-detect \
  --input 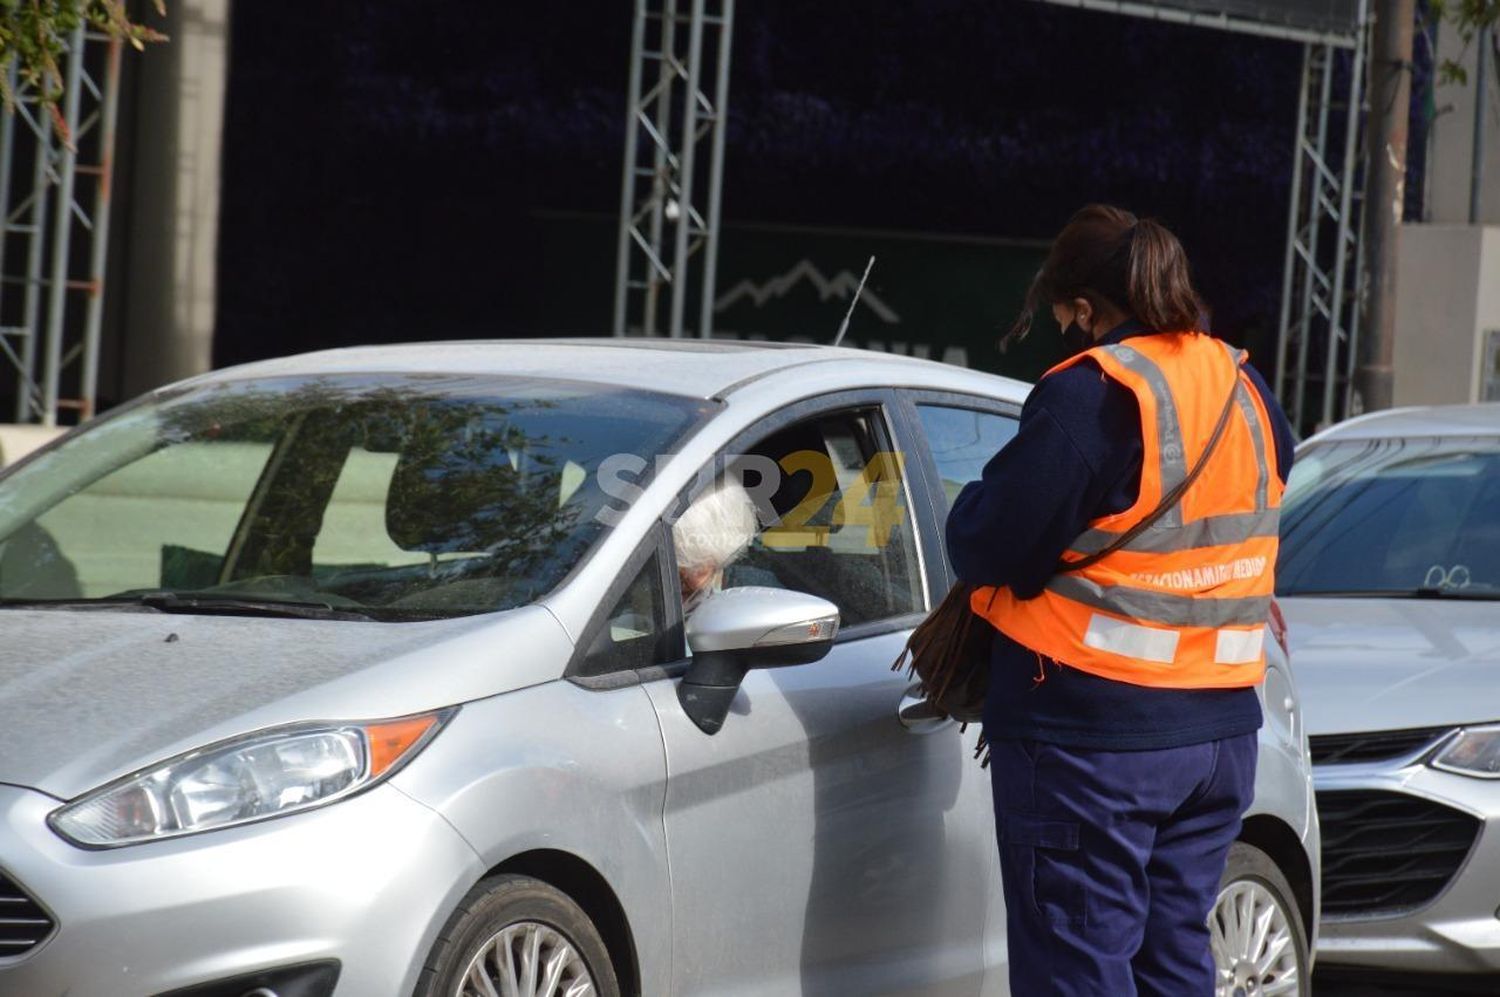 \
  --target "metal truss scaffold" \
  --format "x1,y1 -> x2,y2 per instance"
612,0 -> 734,339
0,25 -> 122,426
1274,1 -> 1373,434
